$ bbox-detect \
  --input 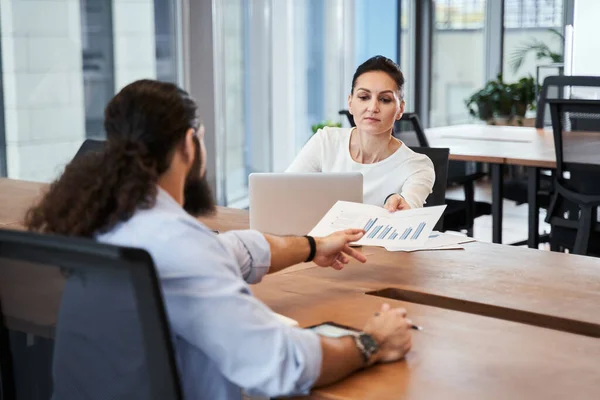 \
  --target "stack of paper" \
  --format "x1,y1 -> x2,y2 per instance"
308,201 -> 476,252
308,201 -> 447,248
385,231 -> 475,252
274,312 -> 299,327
